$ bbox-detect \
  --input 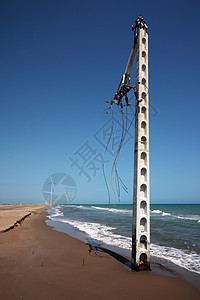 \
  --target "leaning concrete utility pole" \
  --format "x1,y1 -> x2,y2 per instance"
107,17 -> 150,270
132,18 -> 150,270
